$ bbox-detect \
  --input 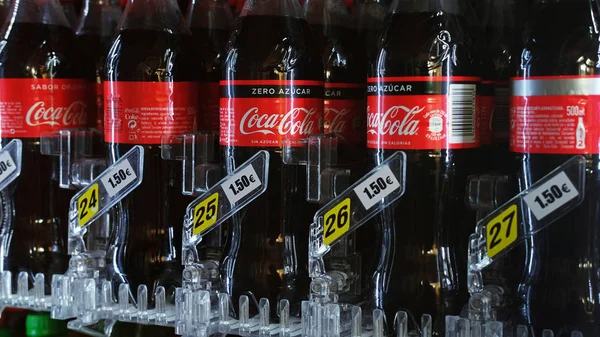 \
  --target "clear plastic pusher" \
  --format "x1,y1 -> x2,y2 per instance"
161,132 -> 221,196
40,129 -> 106,189
181,150 -> 270,266
283,134 -> 351,204
468,155 -> 586,274
309,151 -> 407,279
68,146 -> 145,255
